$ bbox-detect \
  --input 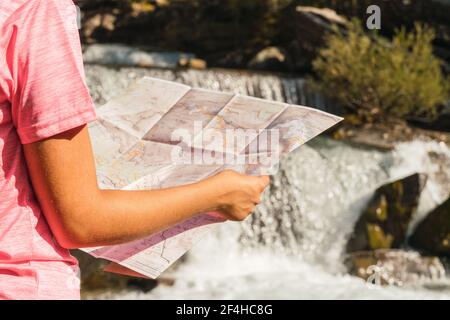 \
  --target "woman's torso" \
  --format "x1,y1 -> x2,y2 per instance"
0,0 -> 80,300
